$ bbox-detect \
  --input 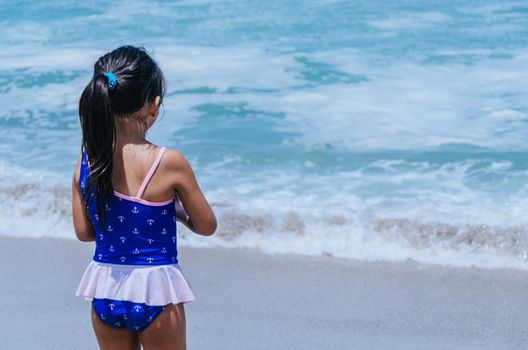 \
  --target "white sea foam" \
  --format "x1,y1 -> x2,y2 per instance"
156,45 -> 299,91
153,45 -> 528,151
0,45 -> 98,70
369,12 -> 451,30
458,1 -> 528,15
266,49 -> 528,151
0,21 -> 51,43
3,155 -> 528,270
0,161 -> 72,240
